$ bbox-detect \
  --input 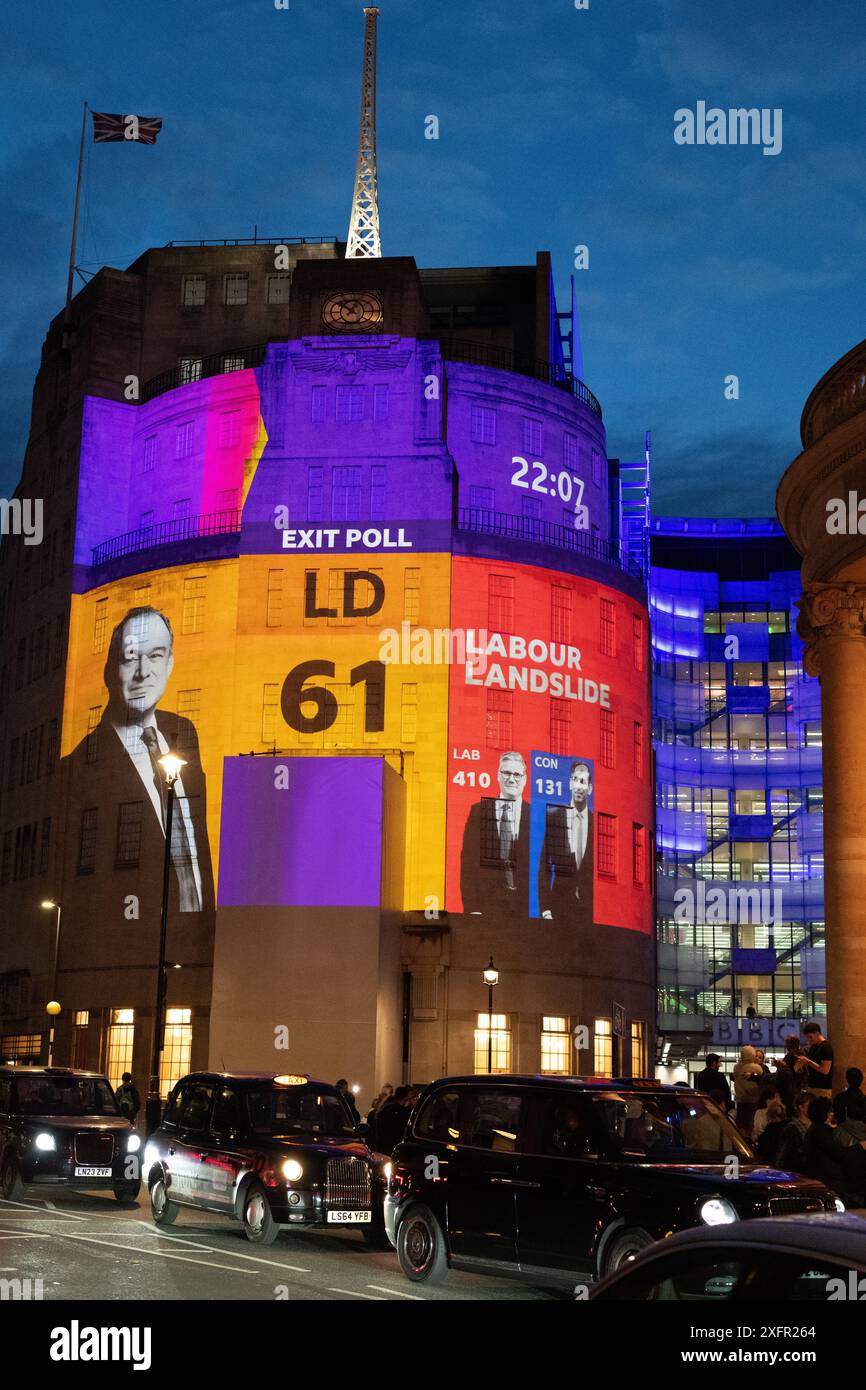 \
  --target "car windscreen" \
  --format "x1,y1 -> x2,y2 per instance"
589,1092 -> 754,1162
246,1088 -> 356,1137
14,1076 -> 120,1118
